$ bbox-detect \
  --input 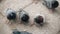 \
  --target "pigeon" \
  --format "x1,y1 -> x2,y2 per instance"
19,9 -> 29,22
6,8 -> 16,20
43,0 -> 59,9
34,14 -> 45,26
13,29 -> 32,34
